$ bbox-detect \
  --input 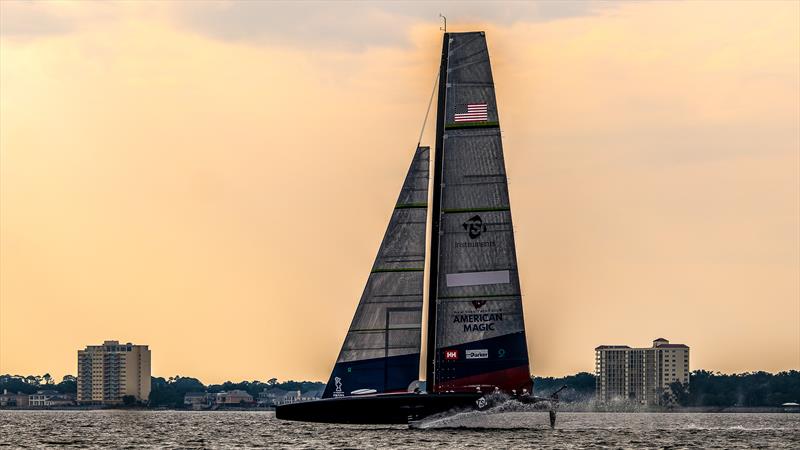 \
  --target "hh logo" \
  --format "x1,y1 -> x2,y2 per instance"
462,215 -> 487,239
444,350 -> 459,360
471,300 -> 487,309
